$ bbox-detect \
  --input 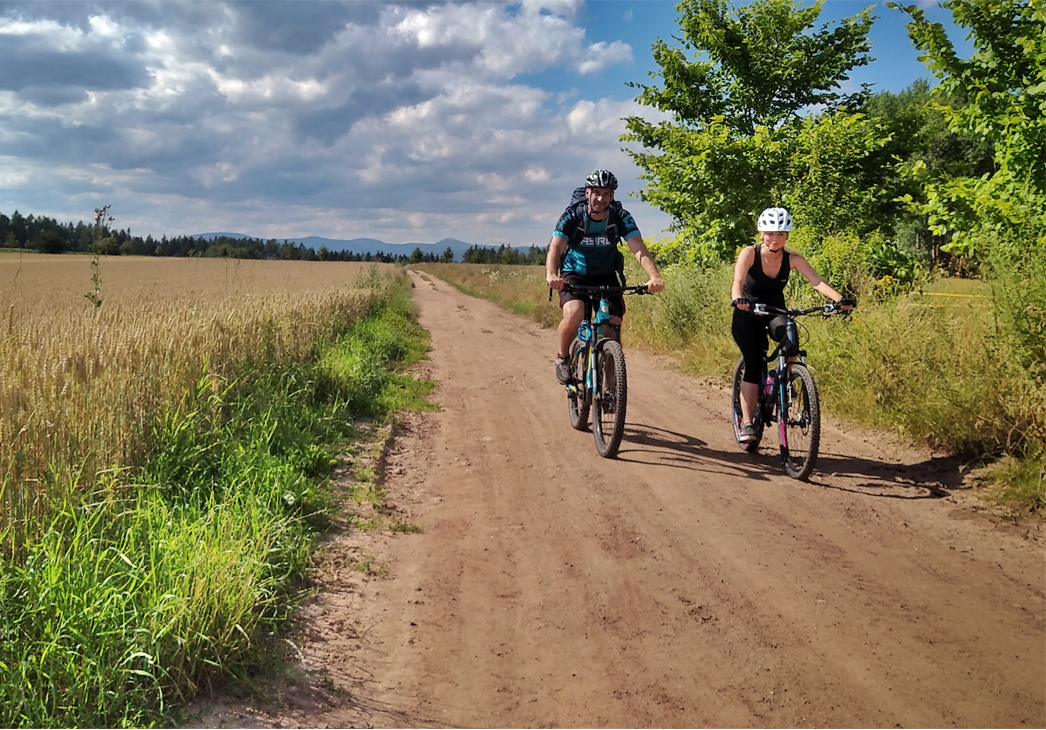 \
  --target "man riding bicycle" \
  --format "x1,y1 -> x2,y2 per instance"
731,206 -> 854,443
546,169 -> 664,384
